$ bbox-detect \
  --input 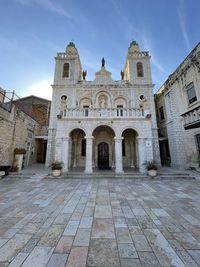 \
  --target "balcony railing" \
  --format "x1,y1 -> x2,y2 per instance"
59,108 -> 145,119
181,105 -> 200,129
